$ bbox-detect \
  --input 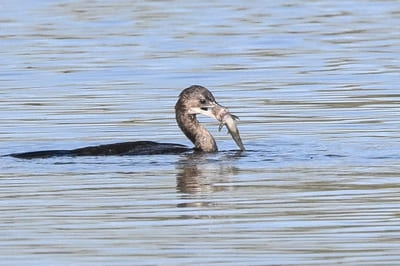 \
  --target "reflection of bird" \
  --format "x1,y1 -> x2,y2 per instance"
10,85 -> 226,159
